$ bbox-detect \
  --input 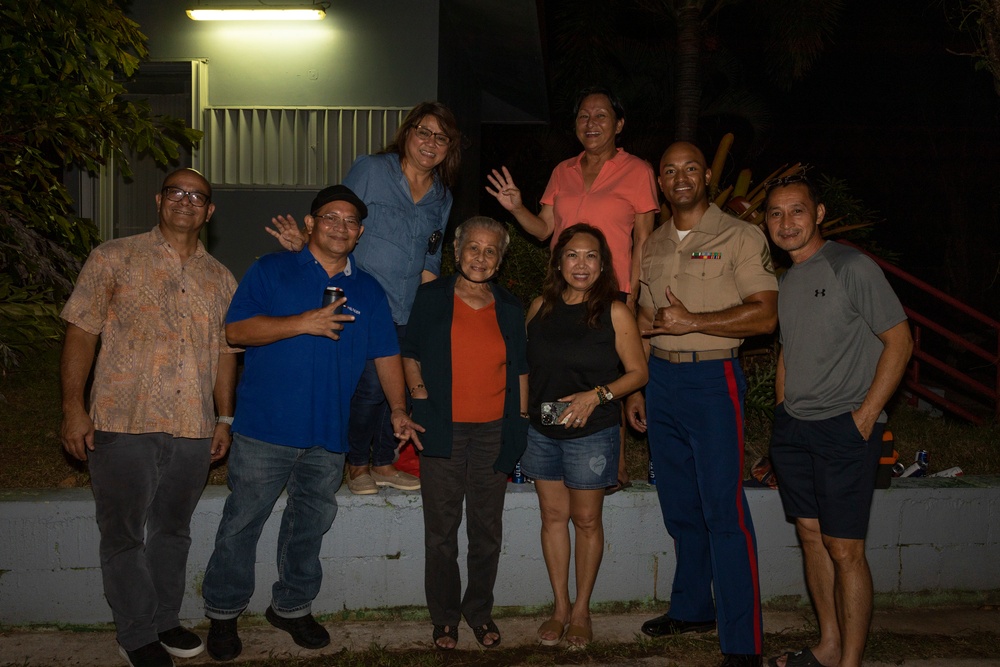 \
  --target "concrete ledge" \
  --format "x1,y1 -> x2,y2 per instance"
2,478 -> 999,625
